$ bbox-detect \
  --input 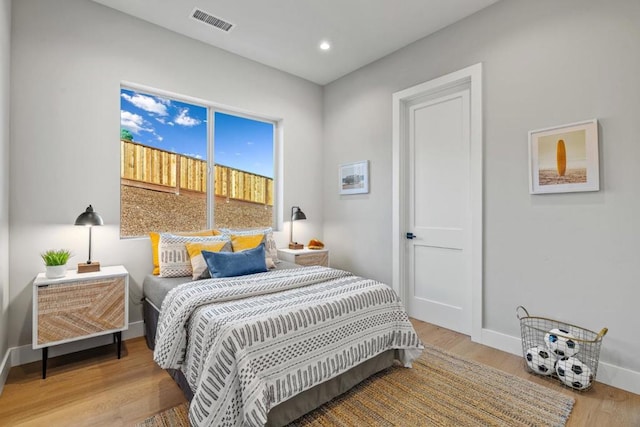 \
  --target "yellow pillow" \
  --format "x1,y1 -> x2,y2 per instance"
185,241 -> 230,280
231,234 -> 265,252
230,234 -> 277,269
149,229 -> 220,275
